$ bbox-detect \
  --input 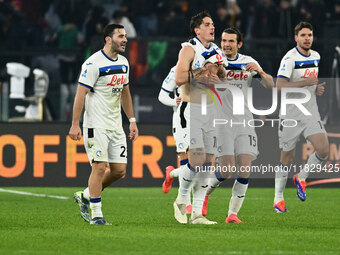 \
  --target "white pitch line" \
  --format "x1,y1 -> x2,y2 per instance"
0,188 -> 69,200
